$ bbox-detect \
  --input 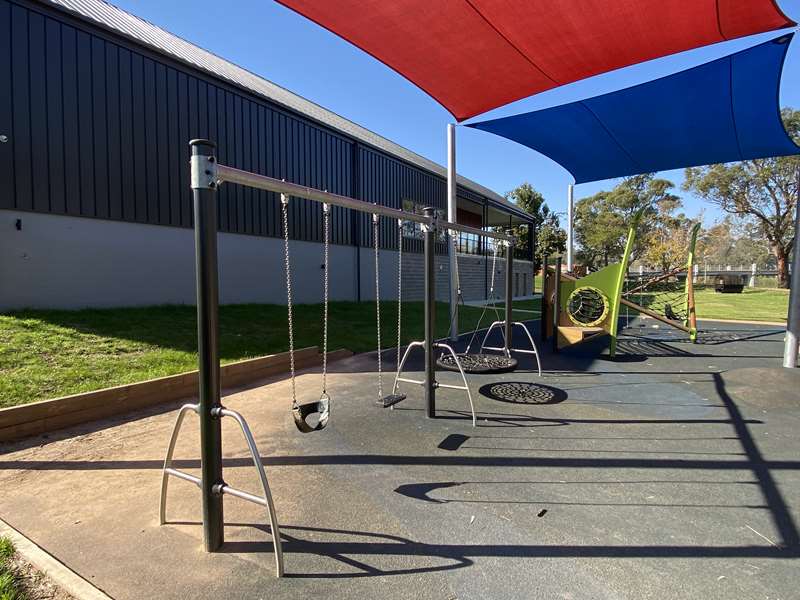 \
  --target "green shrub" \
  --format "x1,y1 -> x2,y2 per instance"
0,537 -> 25,600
